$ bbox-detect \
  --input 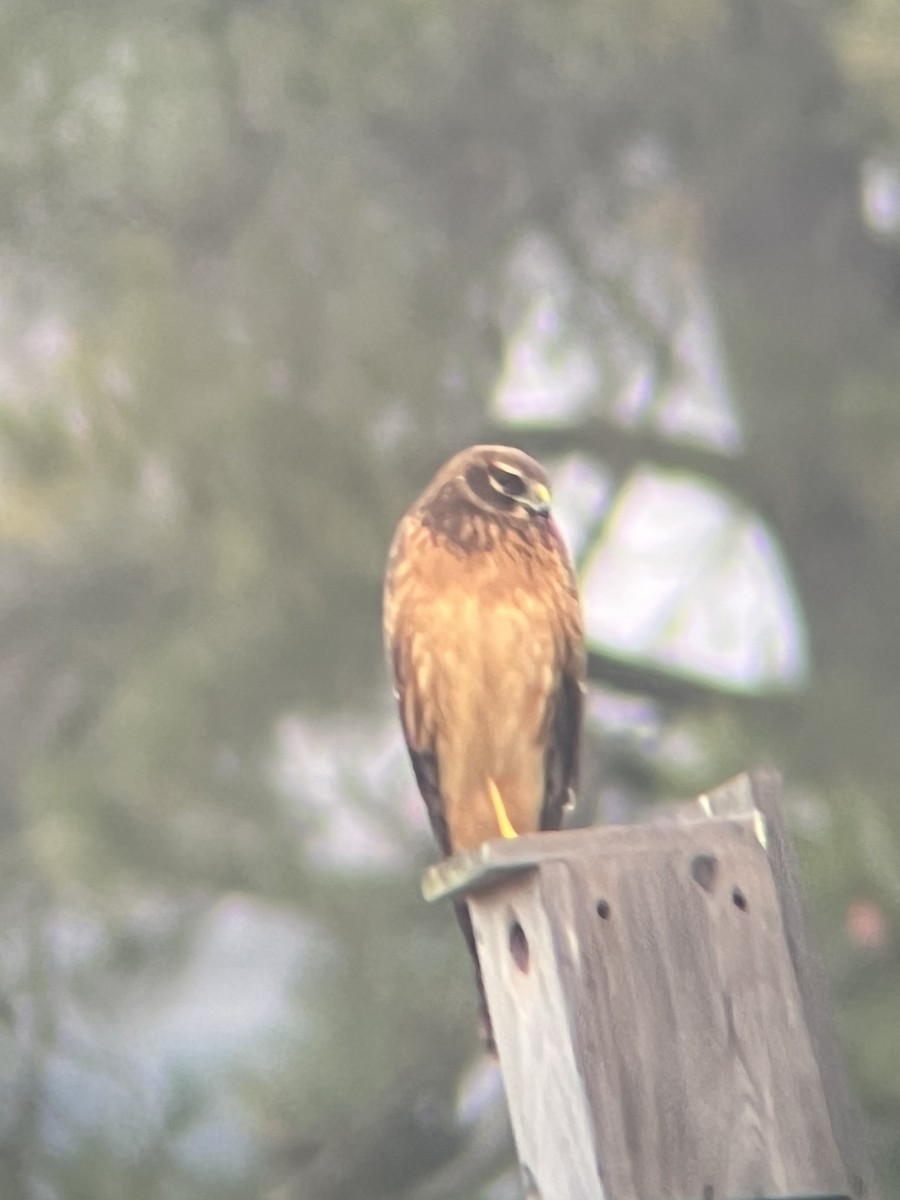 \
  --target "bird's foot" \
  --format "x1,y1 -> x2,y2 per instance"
488,779 -> 517,839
